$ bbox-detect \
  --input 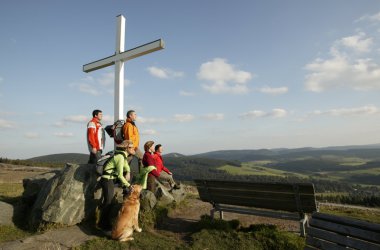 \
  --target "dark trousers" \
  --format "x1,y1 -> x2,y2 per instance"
88,150 -> 102,164
98,177 -> 114,230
